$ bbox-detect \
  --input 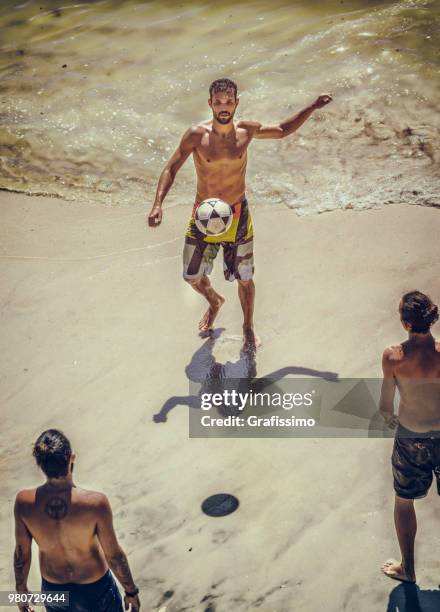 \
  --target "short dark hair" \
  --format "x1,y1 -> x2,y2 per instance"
400,291 -> 439,333
33,429 -> 72,478
209,78 -> 237,99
